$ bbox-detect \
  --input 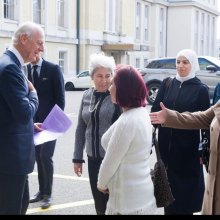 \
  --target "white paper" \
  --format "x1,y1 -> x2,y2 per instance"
34,104 -> 72,145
